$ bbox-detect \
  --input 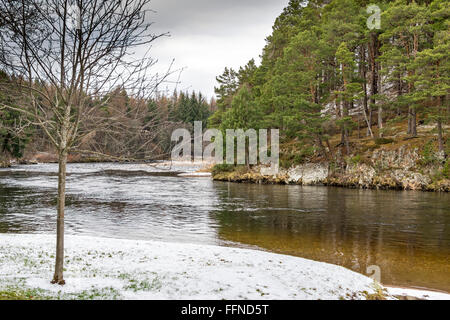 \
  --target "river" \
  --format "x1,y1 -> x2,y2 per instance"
0,163 -> 449,292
